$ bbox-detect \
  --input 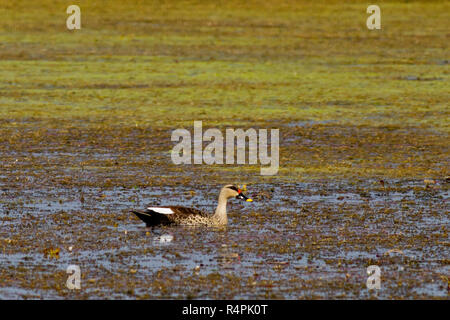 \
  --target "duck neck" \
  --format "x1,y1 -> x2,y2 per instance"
213,193 -> 228,225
